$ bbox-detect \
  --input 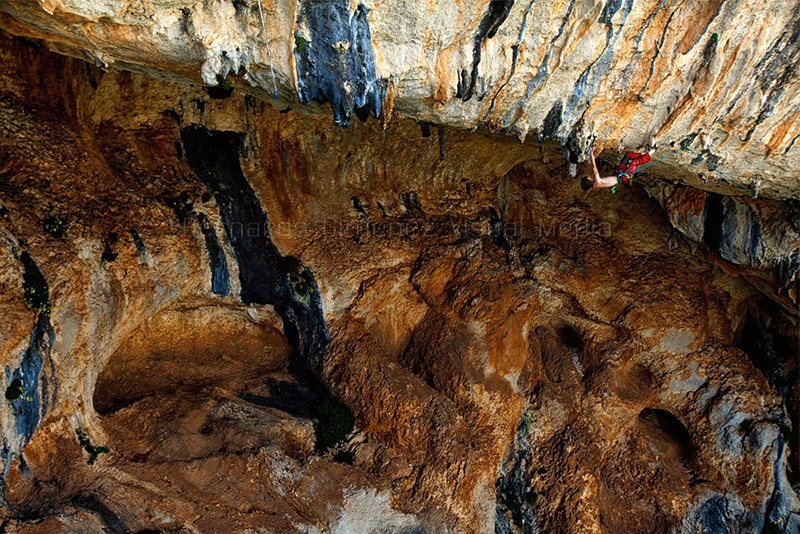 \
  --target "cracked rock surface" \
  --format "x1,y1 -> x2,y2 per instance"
0,26 -> 798,534
1,0 -> 800,199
